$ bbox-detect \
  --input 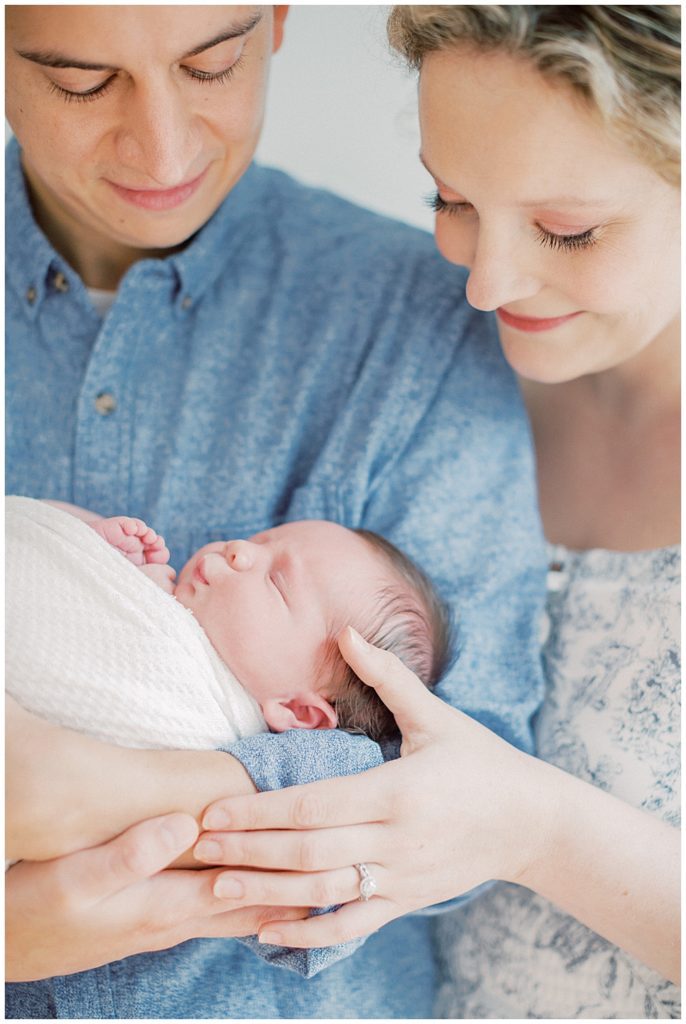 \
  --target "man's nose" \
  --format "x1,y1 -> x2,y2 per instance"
113,77 -> 202,186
